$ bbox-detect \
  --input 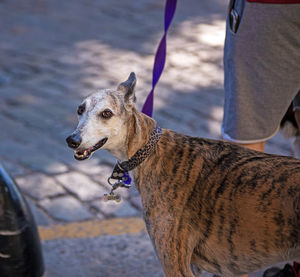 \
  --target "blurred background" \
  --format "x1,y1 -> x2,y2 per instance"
0,0 -> 295,276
